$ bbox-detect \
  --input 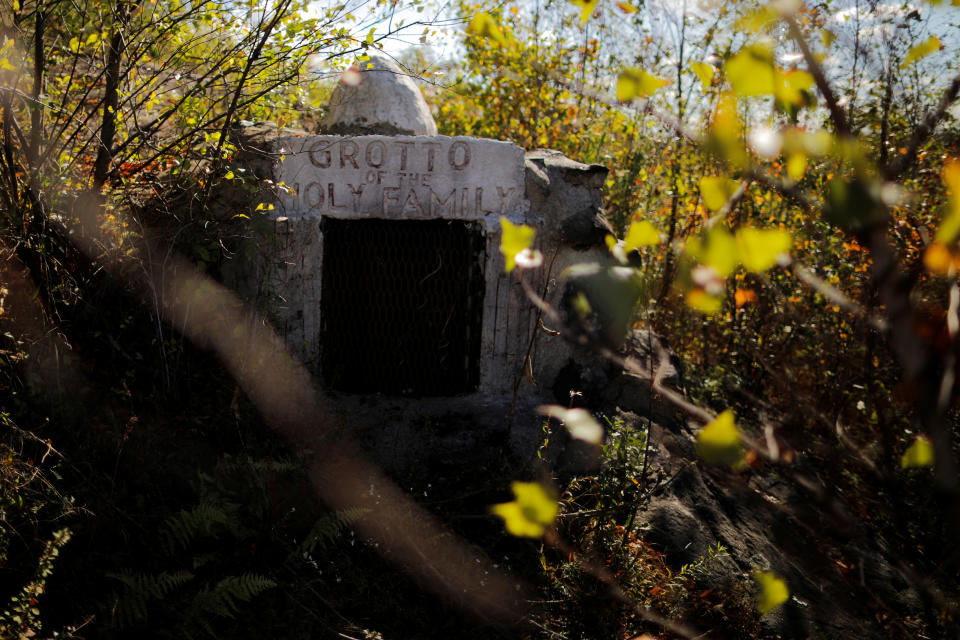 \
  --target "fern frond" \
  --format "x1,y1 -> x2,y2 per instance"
107,570 -> 194,627
160,503 -> 235,555
193,573 -> 277,620
297,507 -> 369,557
